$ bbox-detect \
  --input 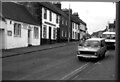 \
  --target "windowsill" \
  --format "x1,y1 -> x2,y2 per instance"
14,35 -> 21,38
